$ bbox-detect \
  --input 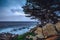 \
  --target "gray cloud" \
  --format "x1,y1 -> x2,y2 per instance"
0,0 -> 37,21
0,15 -> 37,21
